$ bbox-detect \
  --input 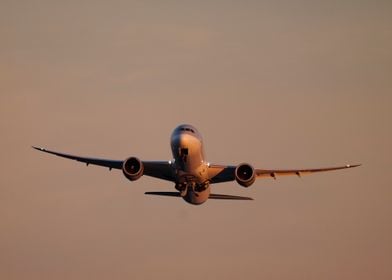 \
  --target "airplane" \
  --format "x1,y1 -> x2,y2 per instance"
33,124 -> 360,205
